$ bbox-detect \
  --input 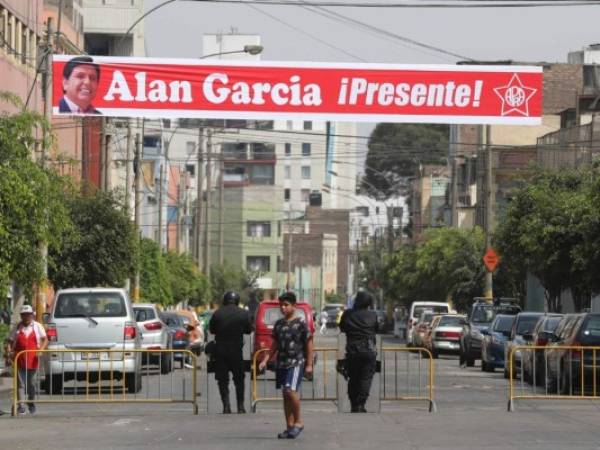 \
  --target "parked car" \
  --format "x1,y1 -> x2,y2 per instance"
133,303 -> 172,374
159,312 -> 191,368
254,300 -> 315,371
175,310 -> 205,357
544,313 -> 593,393
421,315 -> 443,353
503,312 -> 545,379
42,288 -> 142,394
322,303 -> 345,328
481,314 -> 516,372
428,314 -> 465,358
407,302 -> 451,346
413,311 -> 438,348
460,298 -> 520,367
521,314 -> 563,384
